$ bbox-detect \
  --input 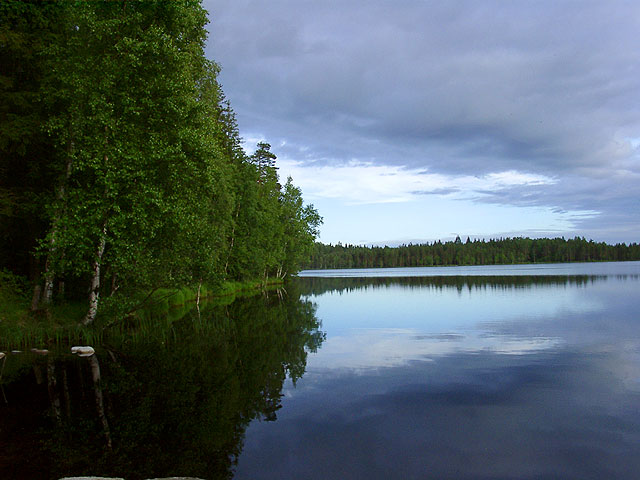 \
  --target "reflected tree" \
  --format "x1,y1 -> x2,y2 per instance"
296,275 -> 606,297
0,288 -> 323,479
